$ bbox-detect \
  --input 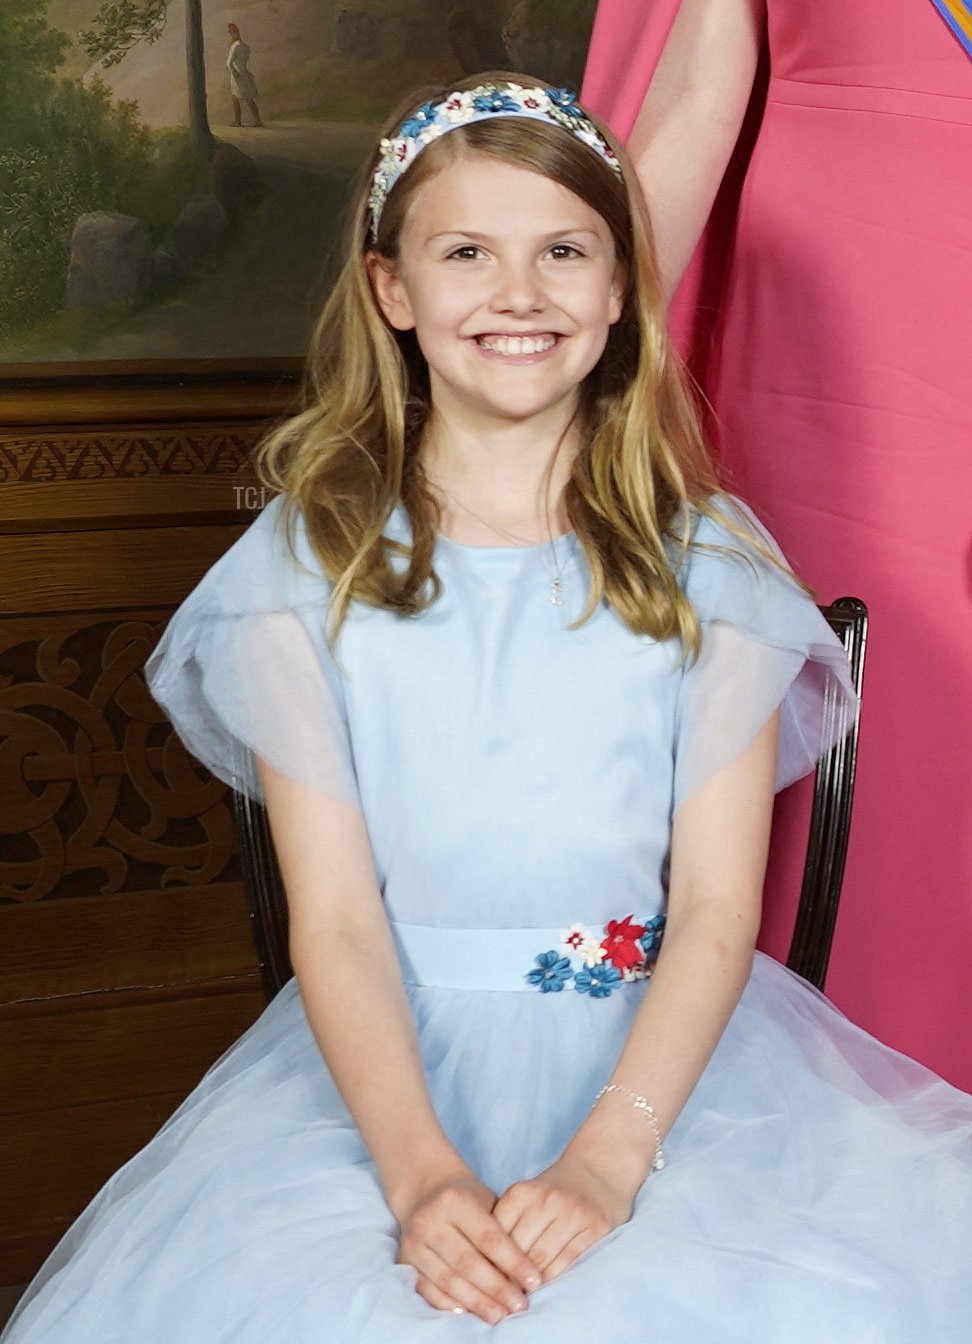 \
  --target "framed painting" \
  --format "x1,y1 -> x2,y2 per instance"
1,0 -> 597,418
